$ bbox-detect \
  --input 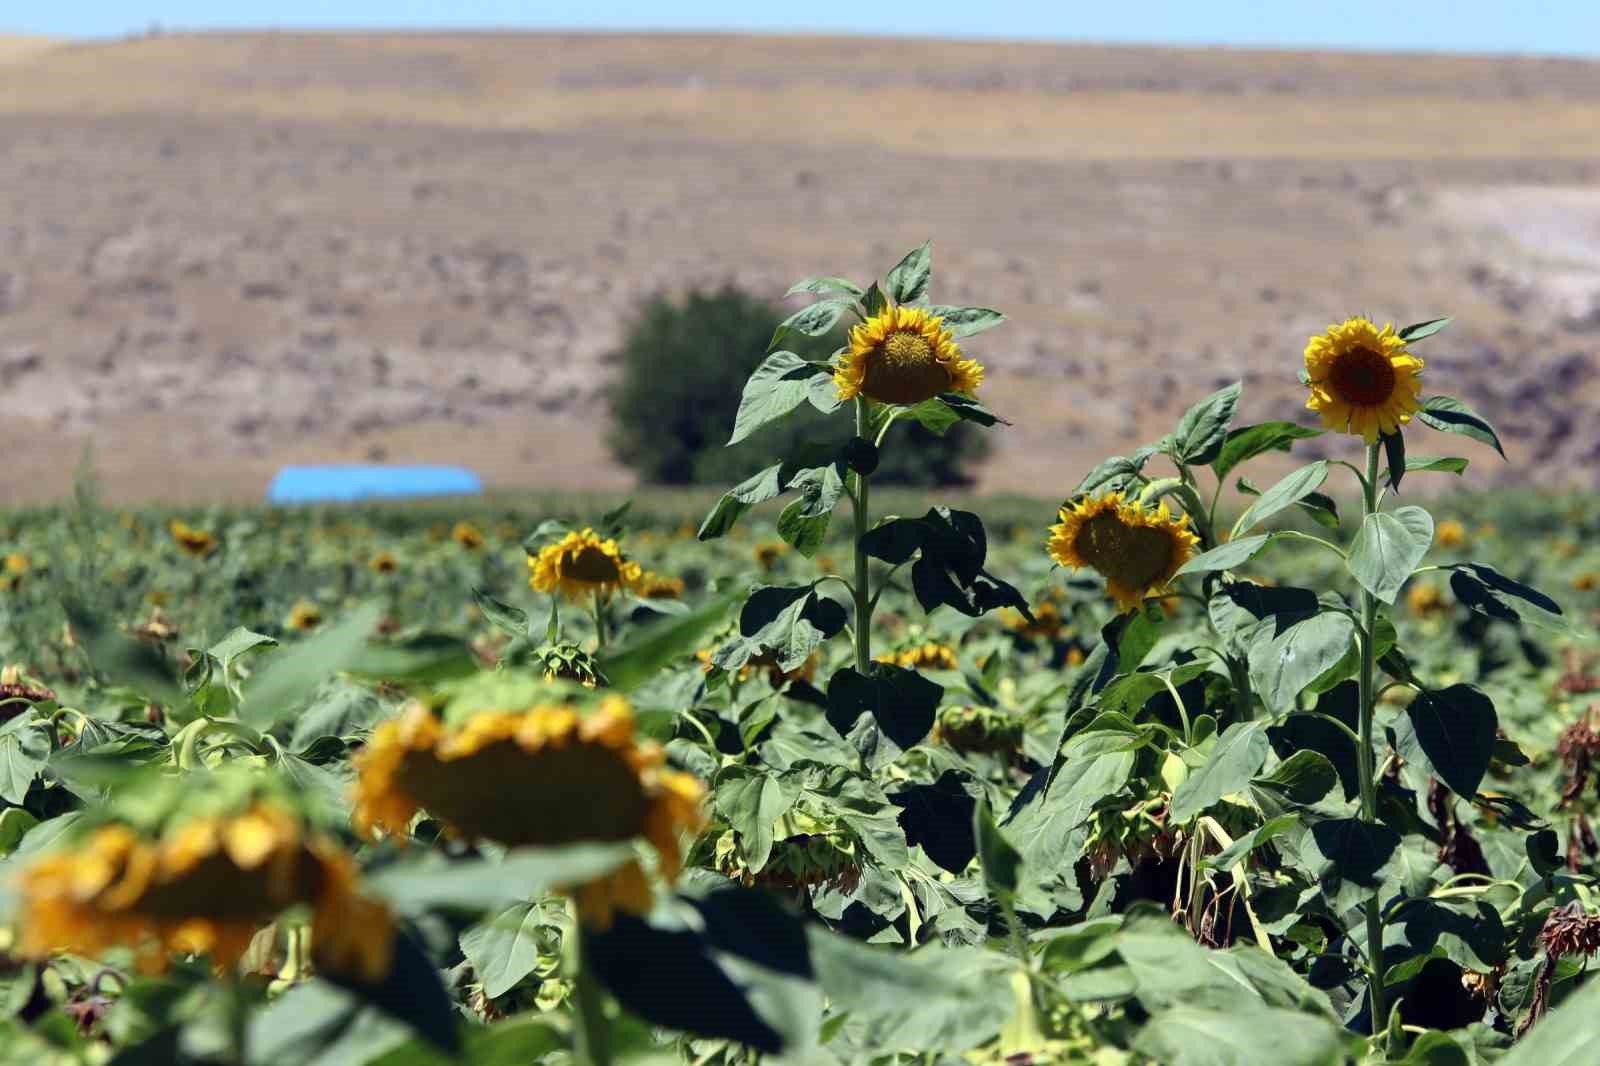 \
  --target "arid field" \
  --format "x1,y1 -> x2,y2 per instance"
3,31 -> 1599,502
